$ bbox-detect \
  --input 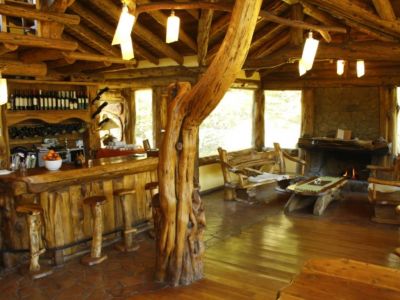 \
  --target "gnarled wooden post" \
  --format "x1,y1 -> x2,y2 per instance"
156,0 -> 262,287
